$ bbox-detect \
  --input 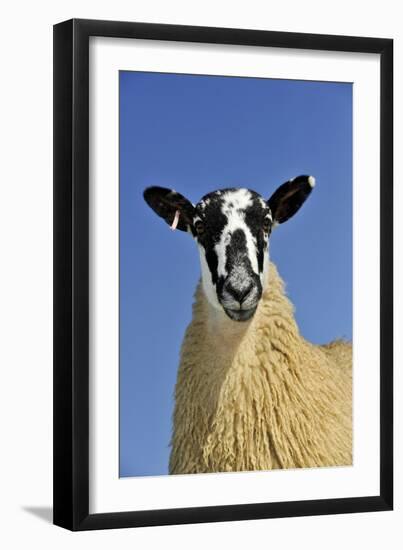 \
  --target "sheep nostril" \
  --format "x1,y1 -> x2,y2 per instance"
226,283 -> 253,304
